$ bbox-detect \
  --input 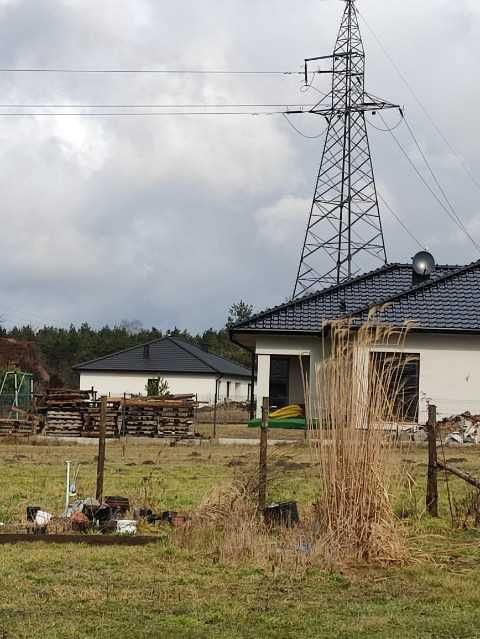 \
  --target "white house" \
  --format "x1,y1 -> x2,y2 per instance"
74,336 -> 253,404
231,257 -> 480,423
